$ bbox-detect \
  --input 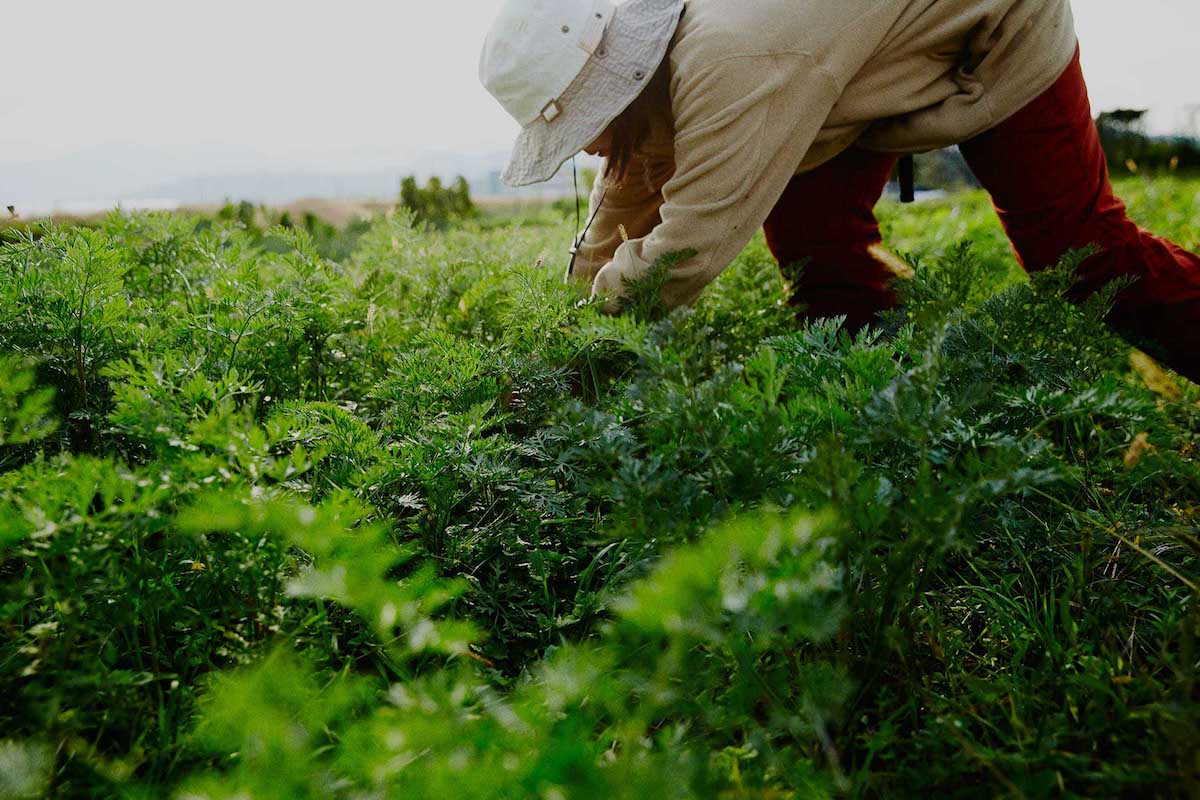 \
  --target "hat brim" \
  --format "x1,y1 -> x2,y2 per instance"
501,0 -> 684,187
